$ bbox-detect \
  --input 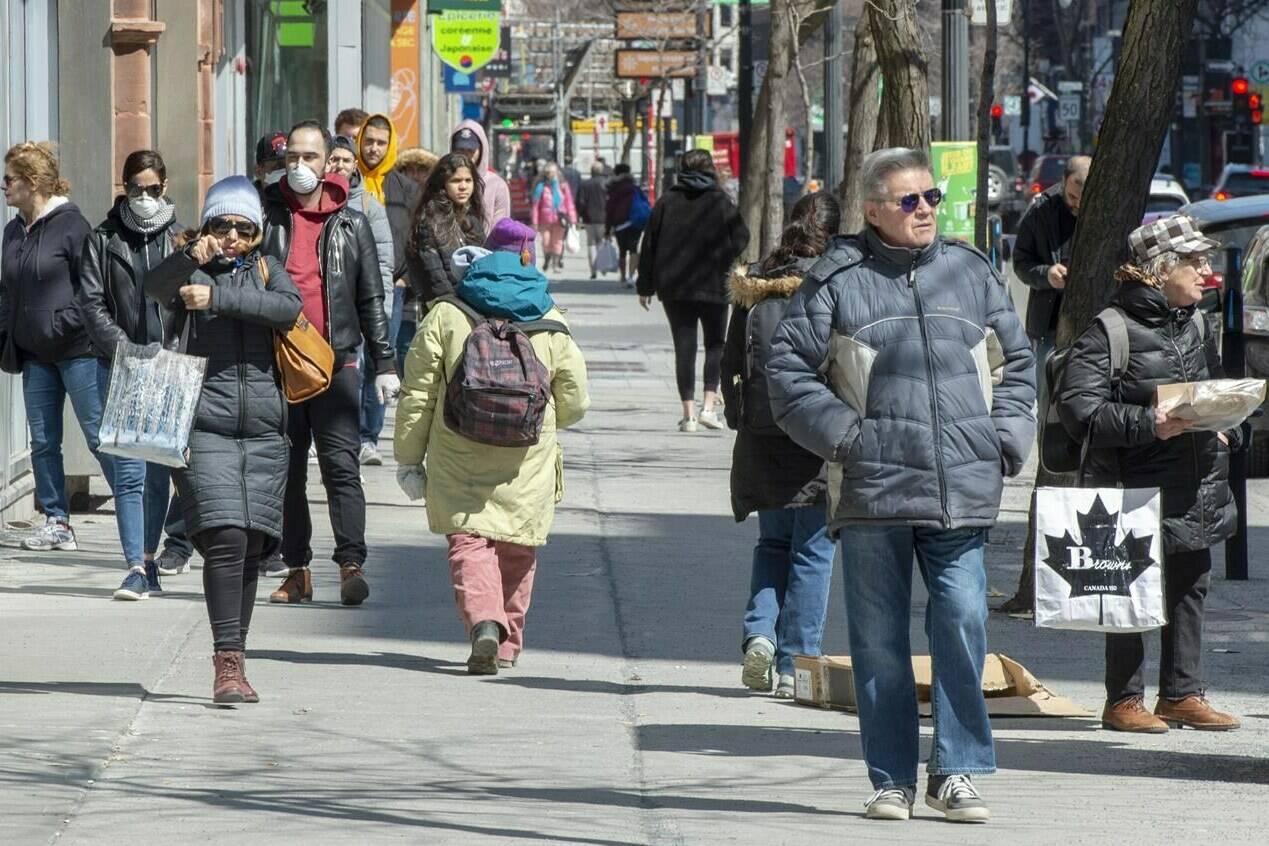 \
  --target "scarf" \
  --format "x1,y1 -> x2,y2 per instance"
120,199 -> 176,236
532,179 -> 563,211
